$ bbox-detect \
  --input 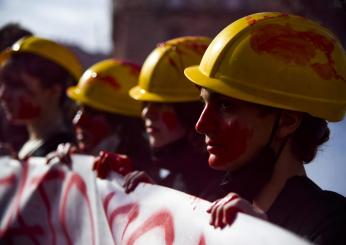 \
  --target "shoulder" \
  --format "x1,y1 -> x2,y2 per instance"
268,176 -> 346,244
